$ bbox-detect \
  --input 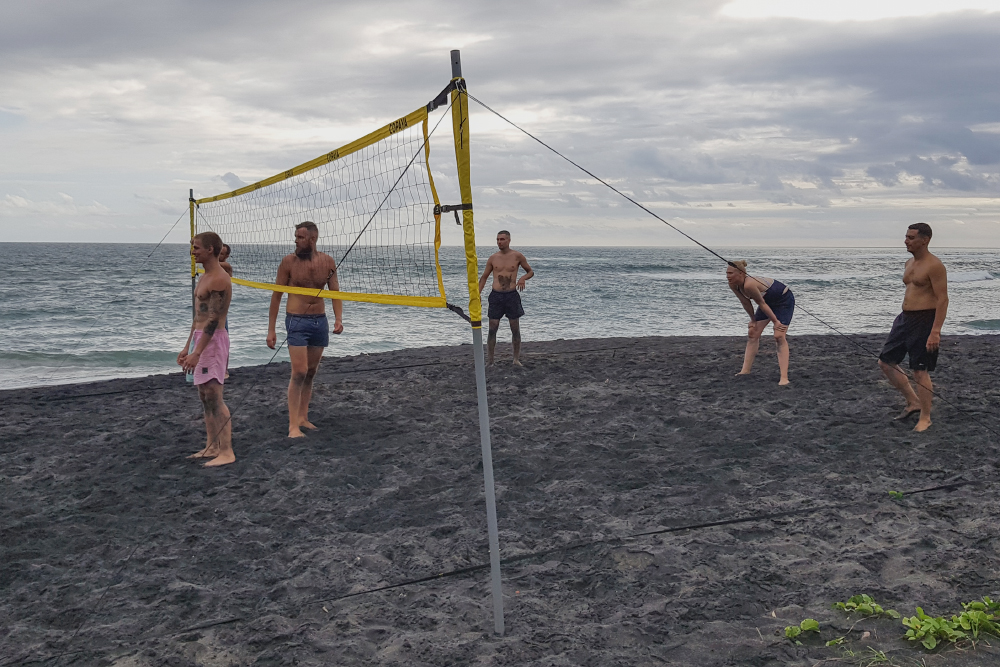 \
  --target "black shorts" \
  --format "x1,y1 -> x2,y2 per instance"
879,309 -> 938,372
488,290 -> 524,321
